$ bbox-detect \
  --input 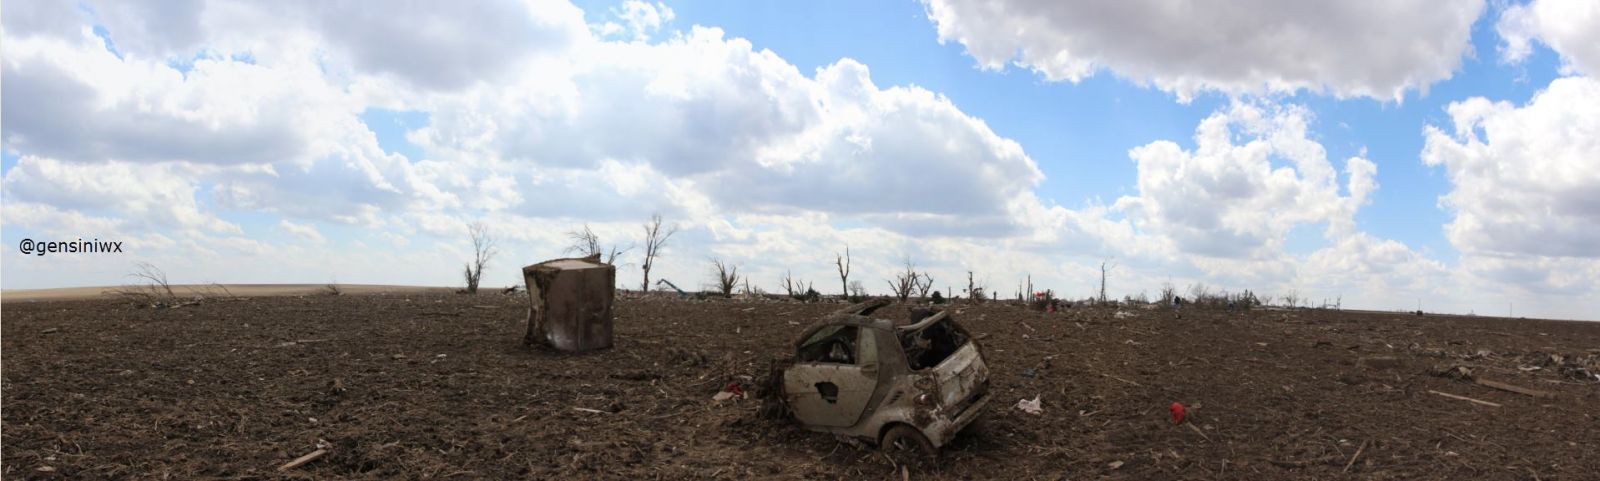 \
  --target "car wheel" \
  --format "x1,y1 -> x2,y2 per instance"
880,424 -> 936,465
